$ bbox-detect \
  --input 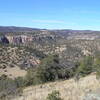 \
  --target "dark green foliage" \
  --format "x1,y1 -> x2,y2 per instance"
25,54 -> 78,85
76,56 -> 94,77
14,77 -> 25,88
65,67 -> 77,78
34,55 -> 62,83
46,90 -> 63,100
24,55 -> 61,85
93,58 -> 100,79
24,68 -> 36,86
